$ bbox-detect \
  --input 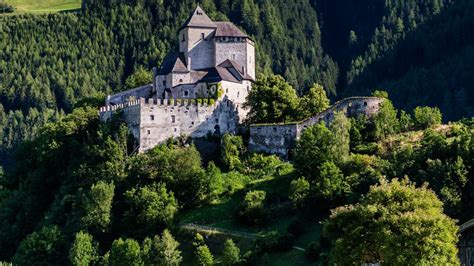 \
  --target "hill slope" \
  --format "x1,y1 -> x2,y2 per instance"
3,0 -> 81,13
